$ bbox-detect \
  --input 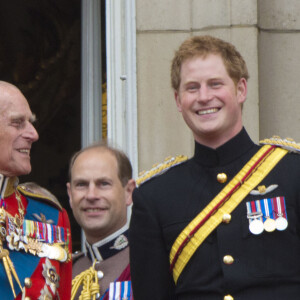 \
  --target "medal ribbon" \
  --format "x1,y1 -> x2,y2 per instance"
23,220 -> 68,244
170,145 -> 288,284
273,196 -> 287,219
